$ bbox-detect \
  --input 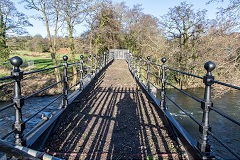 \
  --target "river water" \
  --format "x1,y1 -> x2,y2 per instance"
0,95 -> 61,141
0,88 -> 239,159
165,88 -> 240,159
